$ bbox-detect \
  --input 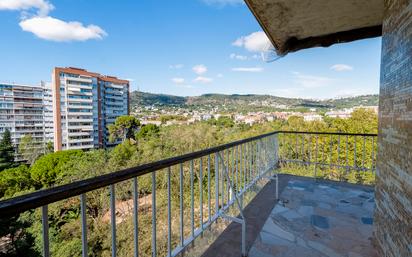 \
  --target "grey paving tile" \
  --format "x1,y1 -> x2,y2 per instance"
280,209 -> 302,221
311,215 -> 330,230
208,175 -> 377,257
262,218 -> 296,242
361,217 -> 373,225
